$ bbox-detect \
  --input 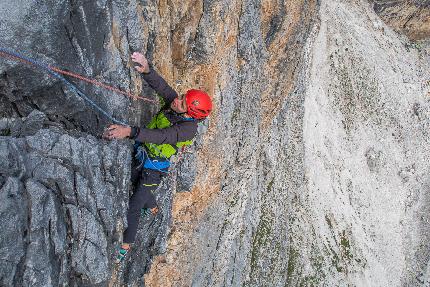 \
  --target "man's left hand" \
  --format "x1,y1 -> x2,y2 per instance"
103,124 -> 131,140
